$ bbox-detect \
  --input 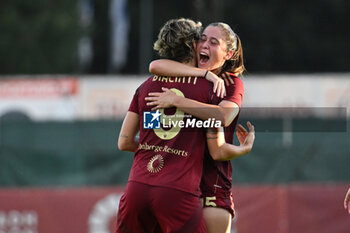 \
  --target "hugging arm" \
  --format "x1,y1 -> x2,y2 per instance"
118,111 -> 140,152
146,88 -> 239,127
149,59 -> 226,98
150,59 -> 206,77
207,122 -> 255,161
